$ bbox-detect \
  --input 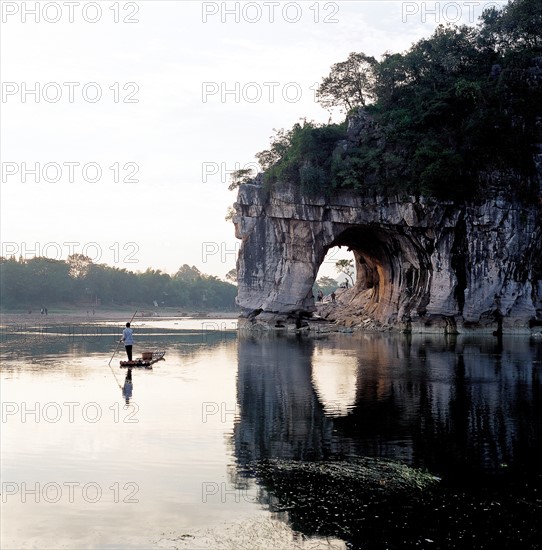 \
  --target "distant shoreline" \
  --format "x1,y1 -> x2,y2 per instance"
0,307 -> 240,326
